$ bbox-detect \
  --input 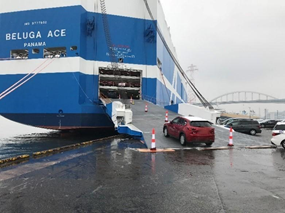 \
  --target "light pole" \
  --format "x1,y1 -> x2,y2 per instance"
249,107 -> 251,119
264,109 -> 267,119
